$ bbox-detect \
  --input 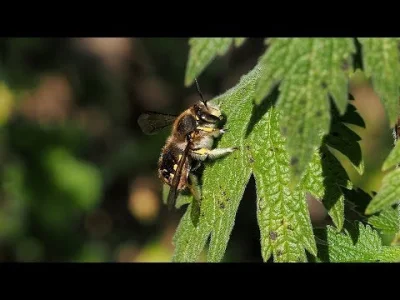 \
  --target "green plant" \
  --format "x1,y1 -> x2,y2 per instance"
169,38 -> 400,262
